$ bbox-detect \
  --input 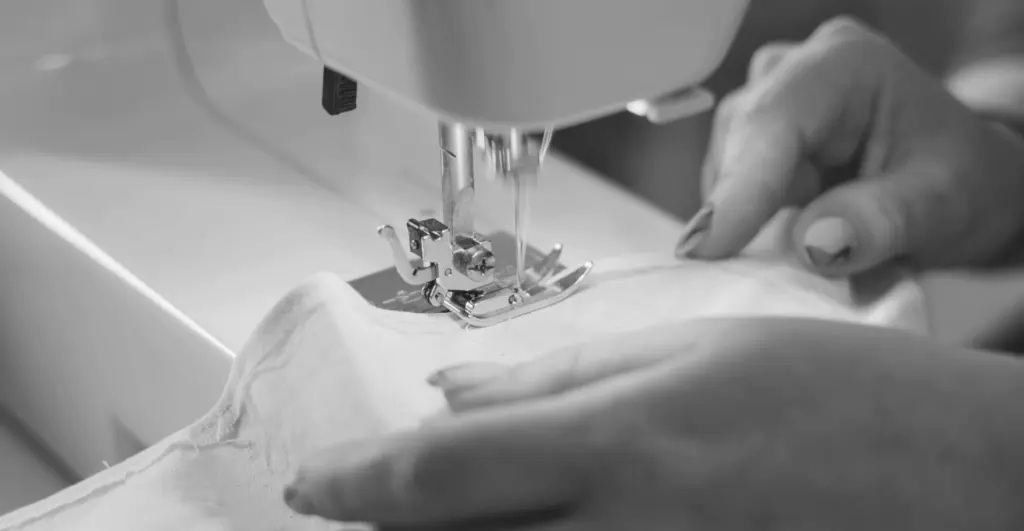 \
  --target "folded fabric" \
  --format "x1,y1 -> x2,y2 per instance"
0,246 -> 927,529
